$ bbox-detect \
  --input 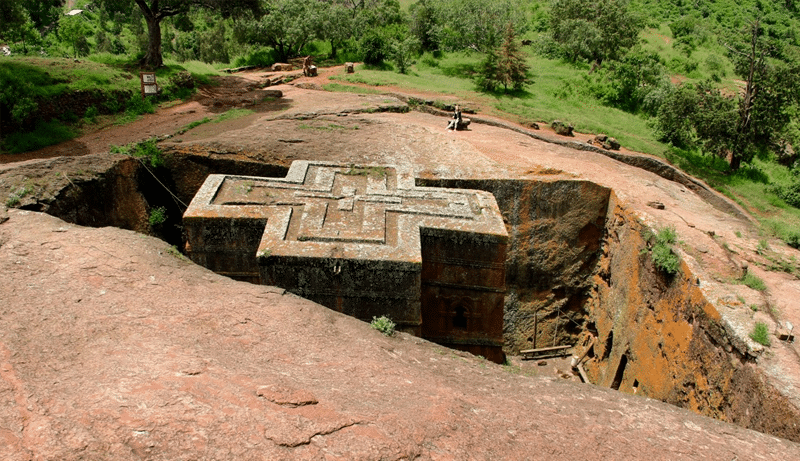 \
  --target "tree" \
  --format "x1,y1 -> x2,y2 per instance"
0,0 -> 29,41
724,19 -> 800,170
653,83 -> 700,149
58,13 -> 92,58
549,0 -> 643,70
475,23 -> 529,93
475,46 -> 499,92
97,0 -> 261,68
320,3 -> 353,59
653,21 -> 800,172
0,1 -> 41,53
234,0 -> 323,62
408,0 -> 438,51
691,82 -> 738,158
391,35 -> 420,74
433,0 -> 524,52
495,23 -> 529,92
20,0 -> 63,32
